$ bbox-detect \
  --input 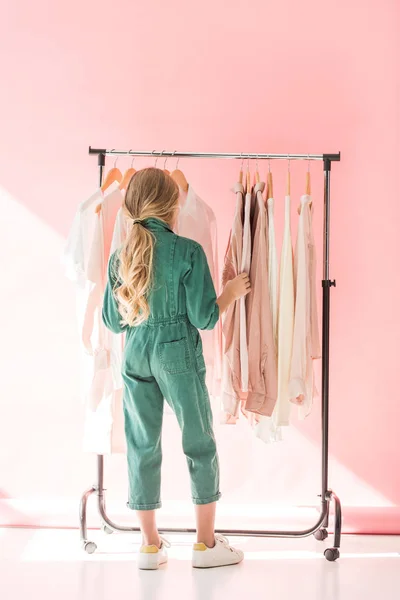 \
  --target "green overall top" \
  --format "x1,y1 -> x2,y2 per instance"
102,217 -> 221,511
103,217 -> 219,333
